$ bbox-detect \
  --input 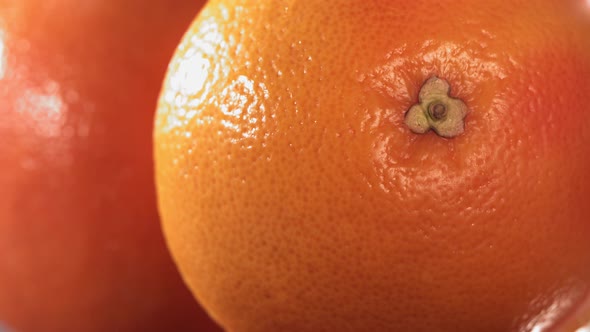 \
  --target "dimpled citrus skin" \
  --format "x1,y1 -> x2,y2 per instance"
154,1 -> 590,331
0,0 -> 221,331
